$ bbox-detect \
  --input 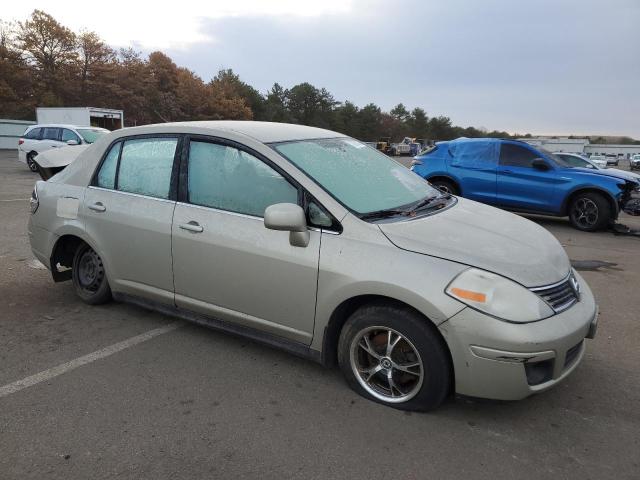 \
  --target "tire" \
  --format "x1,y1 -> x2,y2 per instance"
430,179 -> 459,195
337,303 -> 452,411
71,243 -> 112,304
568,191 -> 612,232
26,152 -> 38,172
